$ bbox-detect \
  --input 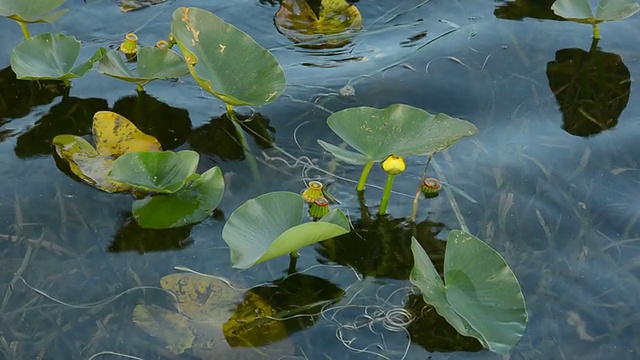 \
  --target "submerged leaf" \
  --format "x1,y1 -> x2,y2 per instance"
275,0 -> 362,47
52,134 -> 130,193
92,110 -> 161,157
0,0 -> 68,23
133,304 -> 195,354
410,231 -> 527,354
223,292 -> 289,347
10,33 -> 105,81
171,7 -> 286,106
132,166 -> 225,229
98,47 -> 189,86
318,104 -> 478,164
222,191 -> 351,269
